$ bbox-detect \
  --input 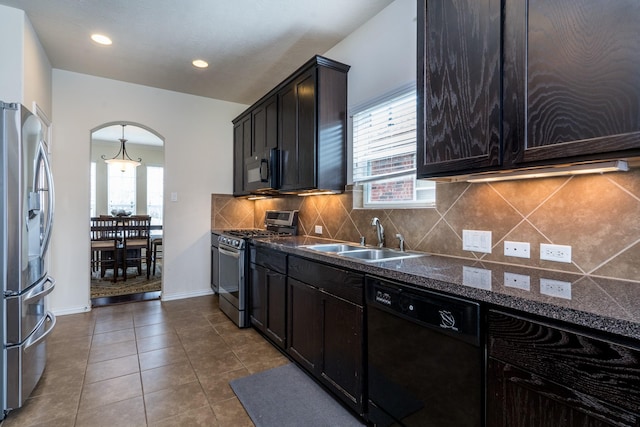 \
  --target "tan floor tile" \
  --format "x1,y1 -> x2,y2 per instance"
190,349 -> 244,376
91,328 -> 135,346
144,381 -> 209,422
233,339 -> 283,366
243,353 -> 290,374
211,396 -> 254,427
141,361 -> 198,393
174,323 -> 218,340
30,365 -> 85,398
198,367 -> 250,404
1,389 -> 81,427
133,311 -> 169,327
217,326 -> 265,348
75,396 -> 146,427
136,331 -> 181,353
2,414 -> 76,427
149,405 -> 219,427
79,372 -> 142,411
94,317 -> 135,334
138,344 -> 188,371
88,339 -> 137,363
135,322 -> 174,339
85,354 -> 140,384
205,311 -> 229,325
